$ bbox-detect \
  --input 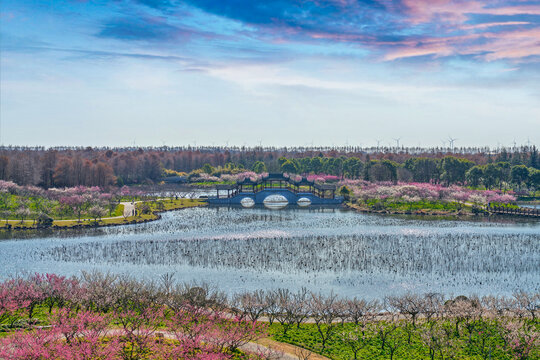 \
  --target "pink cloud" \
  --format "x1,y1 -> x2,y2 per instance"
459,21 -> 529,30
382,28 -> 540,62
466,28 -> 540,61
401,0 -> 540,24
